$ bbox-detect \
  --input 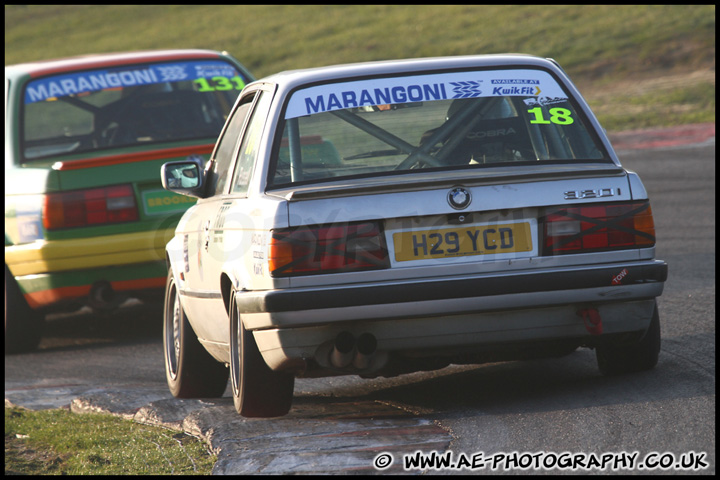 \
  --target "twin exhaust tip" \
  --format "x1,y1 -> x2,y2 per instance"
329,331 -> 378,370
